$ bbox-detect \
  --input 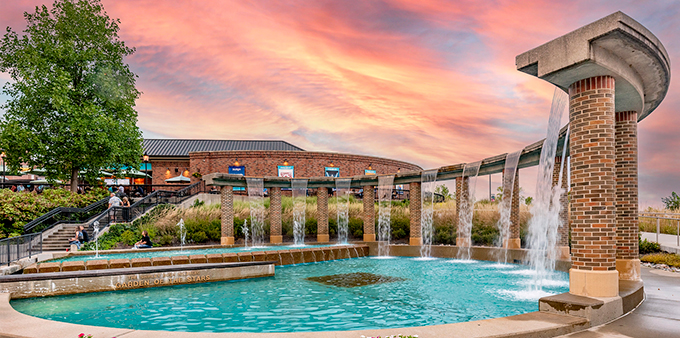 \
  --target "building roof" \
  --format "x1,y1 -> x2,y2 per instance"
143,139 -> 305,157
